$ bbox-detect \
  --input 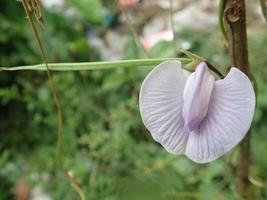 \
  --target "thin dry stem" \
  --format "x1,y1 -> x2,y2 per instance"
21,0 -> 63,167
21,1 -> 86,199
